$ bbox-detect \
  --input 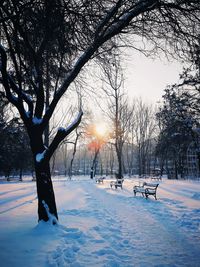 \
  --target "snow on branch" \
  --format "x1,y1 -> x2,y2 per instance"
32,117 -> 43,125
46,110 -> 83,160
42,45 -> 93,128
103,0 -> 158,39
41,0 -> 158,129
65,110 -> 83,133
57,109 -> 83,136
95,0 -> 123,38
